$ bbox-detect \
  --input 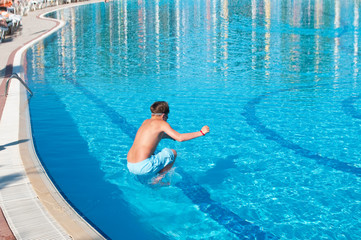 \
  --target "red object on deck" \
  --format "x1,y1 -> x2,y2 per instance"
0,0 -> 12,8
